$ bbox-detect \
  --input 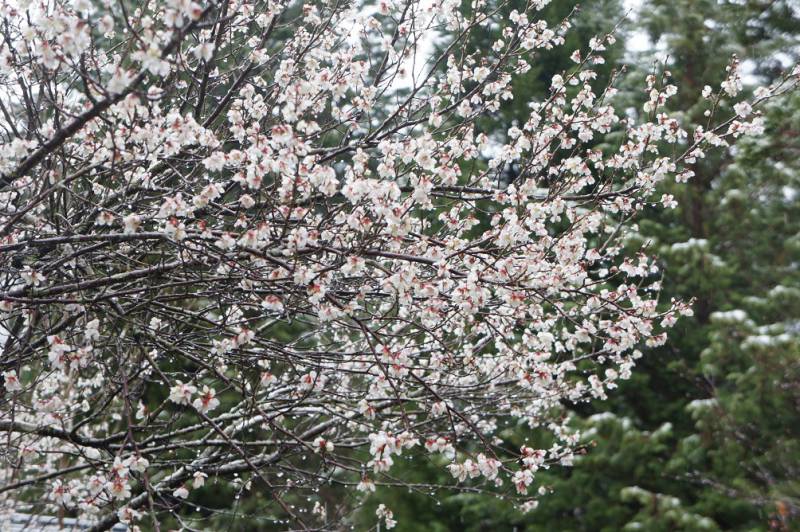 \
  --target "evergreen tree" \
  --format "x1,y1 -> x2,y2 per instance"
355,1 -> 800,530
